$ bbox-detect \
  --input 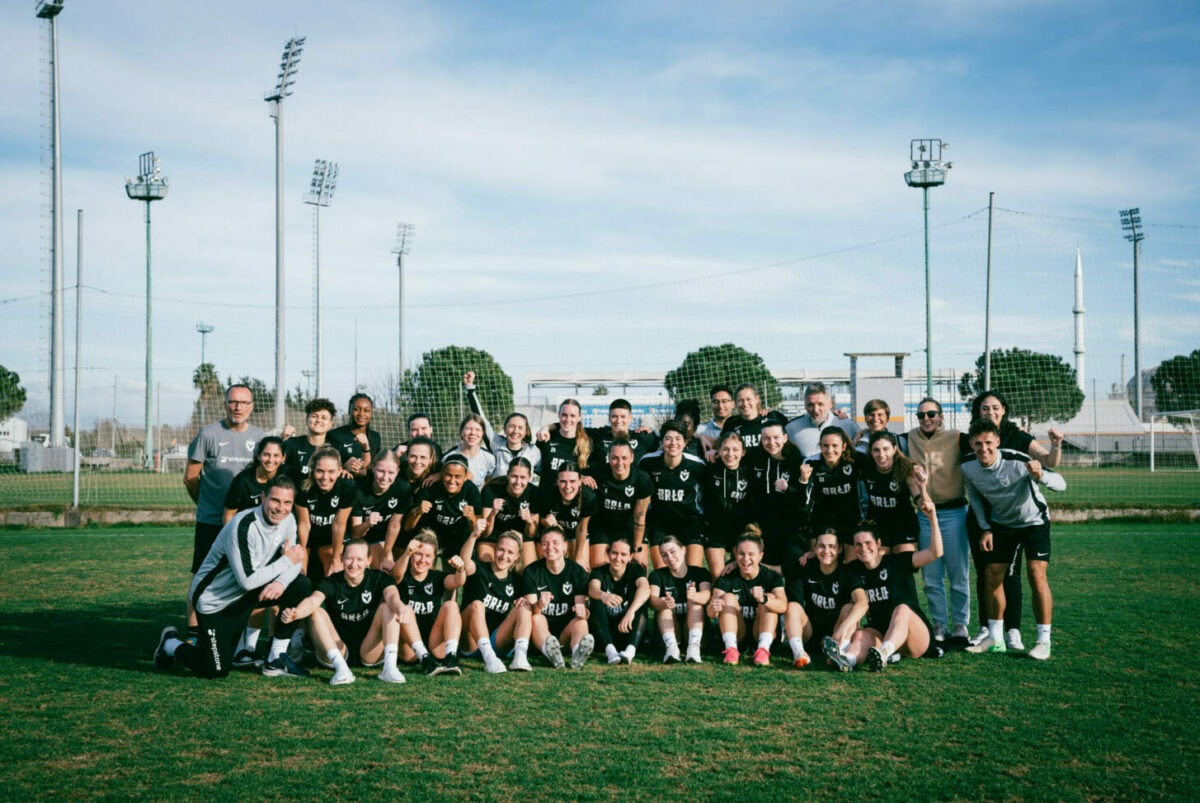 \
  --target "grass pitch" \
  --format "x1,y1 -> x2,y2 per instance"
0,523 -> 1197,800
